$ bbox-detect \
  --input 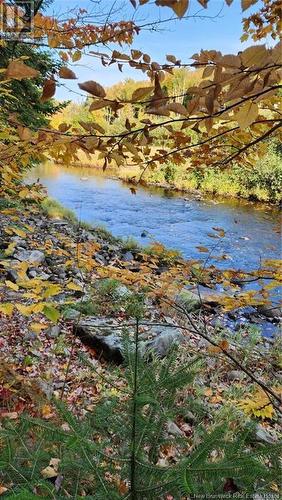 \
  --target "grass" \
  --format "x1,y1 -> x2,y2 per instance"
41,198 -> 78,223
120,236 -> 141,252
